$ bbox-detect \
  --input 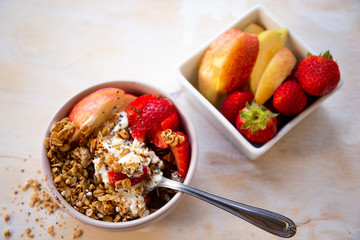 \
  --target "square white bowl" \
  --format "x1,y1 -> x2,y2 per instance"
176,5 -> 343,160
